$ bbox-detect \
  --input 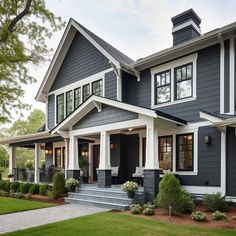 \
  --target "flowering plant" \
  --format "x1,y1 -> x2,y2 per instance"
65,178 -> 80,188
122,181 -> 138,192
